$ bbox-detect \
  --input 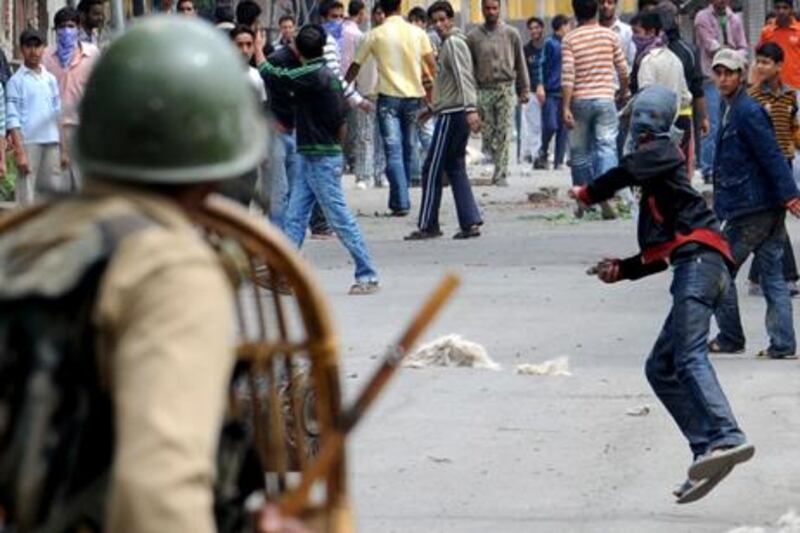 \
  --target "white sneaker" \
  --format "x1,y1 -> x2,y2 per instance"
356,181 -> 368,190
